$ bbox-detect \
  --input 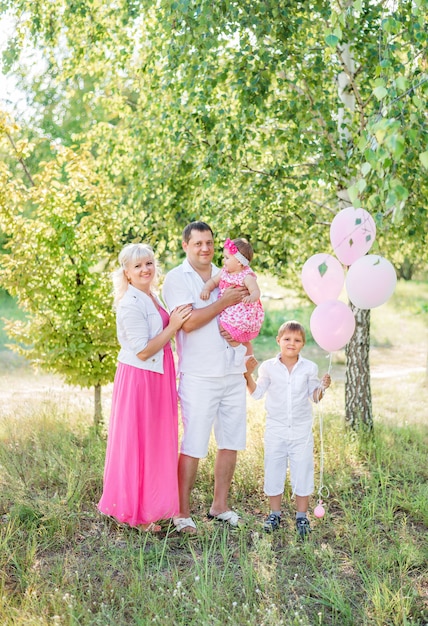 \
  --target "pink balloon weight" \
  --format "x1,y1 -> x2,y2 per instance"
310,300 -> 356,352
330,207 -> 376,266
301,253 -> 345,305
314,502 -> 325,518
346,255 -> 397,309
